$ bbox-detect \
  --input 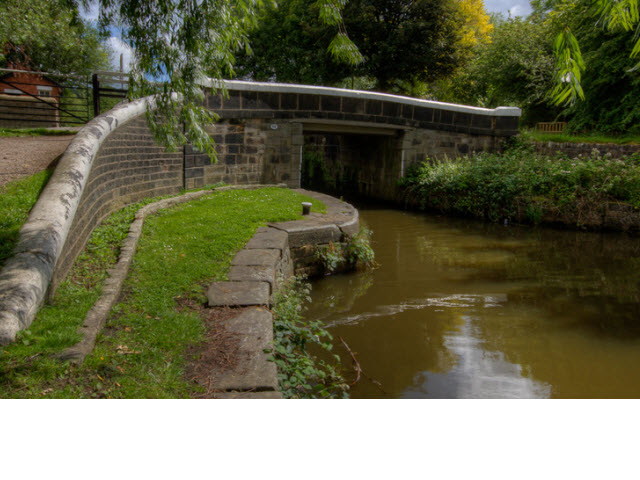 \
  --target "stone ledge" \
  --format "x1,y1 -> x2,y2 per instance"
228,265 -> 277,292
202,78 -> 521,117
244,228 -> 288,251
231,249 -> 280,268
